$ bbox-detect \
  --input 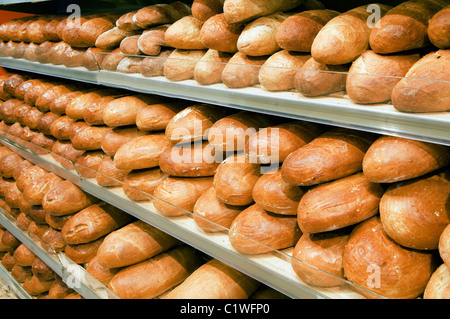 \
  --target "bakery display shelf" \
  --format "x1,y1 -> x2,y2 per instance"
0,203 -> 119,299
0,131 -> 385,300
1,56 -> 449,147
0,262 -> 31,299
